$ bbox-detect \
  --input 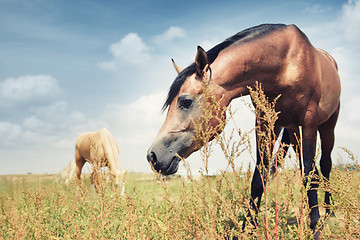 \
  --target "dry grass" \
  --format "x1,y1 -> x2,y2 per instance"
1,85 -> 359,239
0,165 -> 359,239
